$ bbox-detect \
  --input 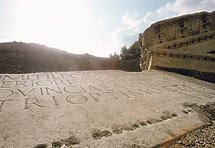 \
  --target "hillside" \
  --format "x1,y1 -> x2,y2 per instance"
0,42 -> 116,73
